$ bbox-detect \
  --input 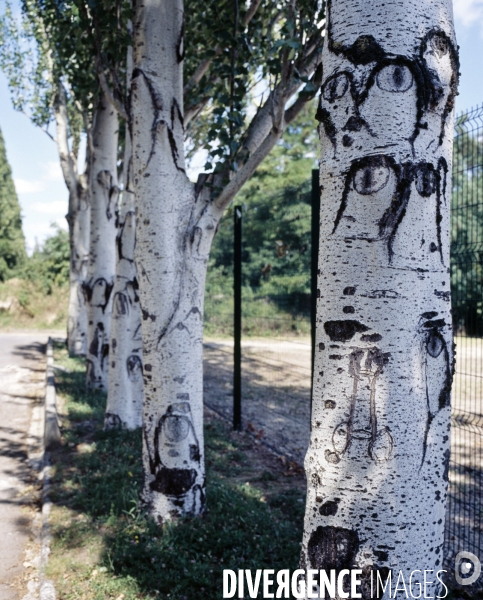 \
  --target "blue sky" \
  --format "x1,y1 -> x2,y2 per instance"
1,1 -> 482,253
